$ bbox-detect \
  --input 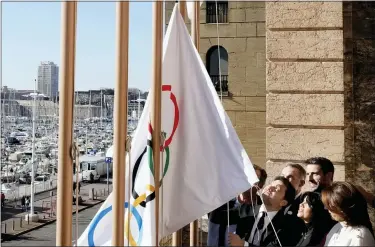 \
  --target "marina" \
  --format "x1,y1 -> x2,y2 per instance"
0,88 -> 144,208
